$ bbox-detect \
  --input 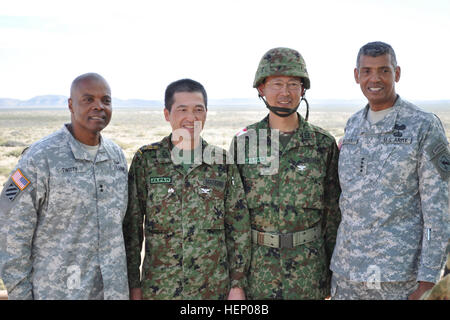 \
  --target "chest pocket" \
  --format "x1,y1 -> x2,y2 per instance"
146,181 -> 178,232
376,136 -> 417,195
240,163 -> 277,210
50,164 -> 91,202
196,181 -> 225,230
287,159 -> 325,210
